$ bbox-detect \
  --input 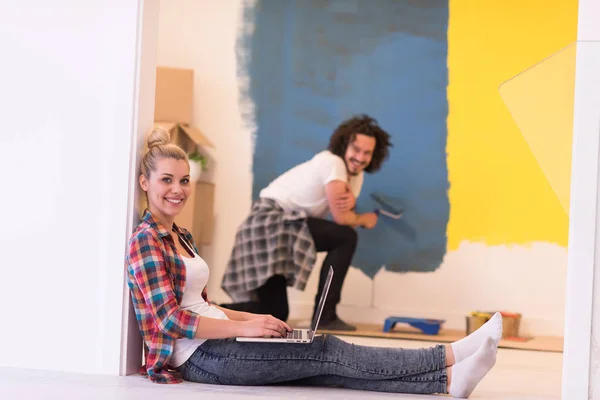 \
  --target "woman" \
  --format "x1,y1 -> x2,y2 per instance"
126,128 -> 502,397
